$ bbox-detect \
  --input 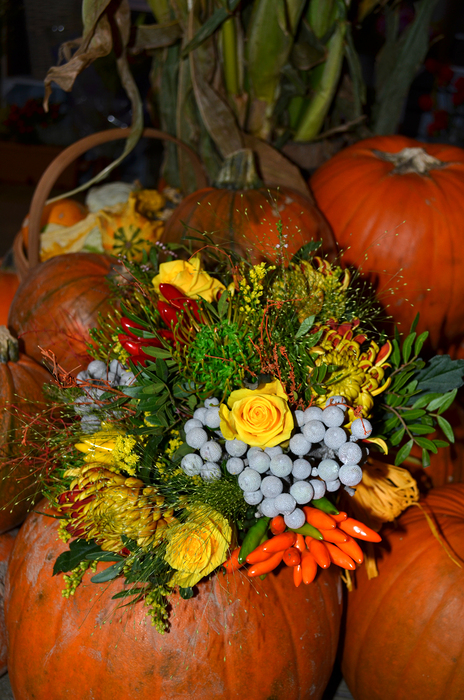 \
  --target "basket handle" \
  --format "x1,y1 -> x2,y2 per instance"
27,128 -> 209,269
